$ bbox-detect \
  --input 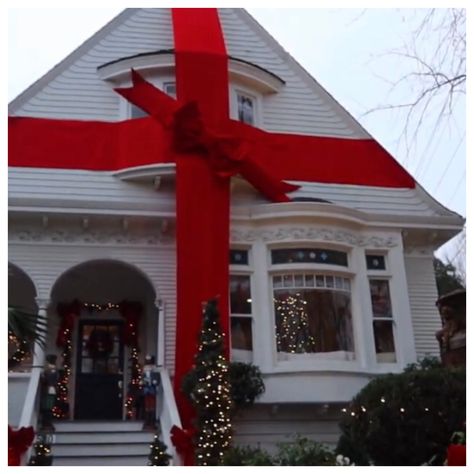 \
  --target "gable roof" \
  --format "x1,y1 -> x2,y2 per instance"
7,8 -> 464,228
